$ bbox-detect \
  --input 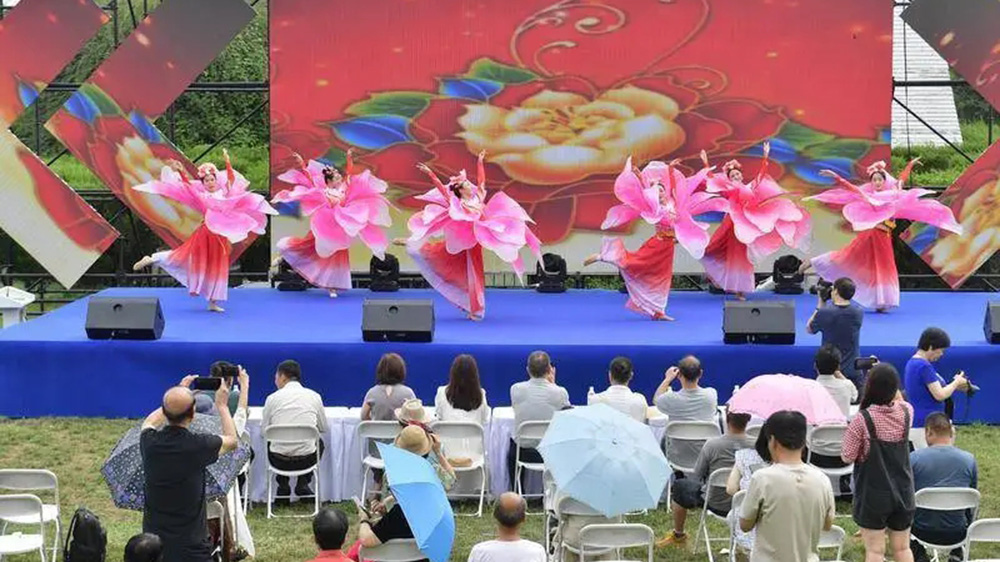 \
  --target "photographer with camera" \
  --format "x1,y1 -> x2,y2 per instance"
807,277 -> 864,390
903,327 -> 971,429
